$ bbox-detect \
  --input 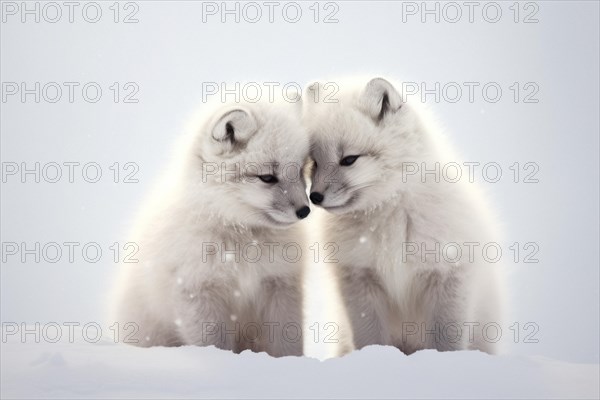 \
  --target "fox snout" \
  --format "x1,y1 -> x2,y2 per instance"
309,192 -> 324,205
295,206 -> 311,219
